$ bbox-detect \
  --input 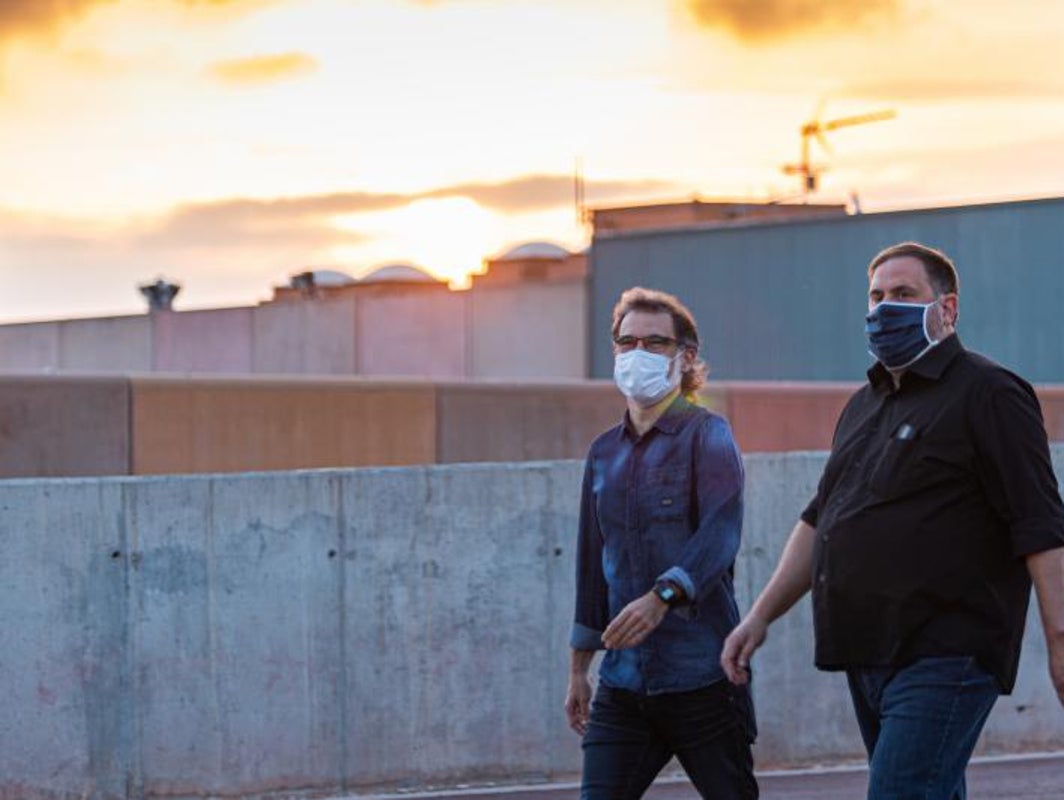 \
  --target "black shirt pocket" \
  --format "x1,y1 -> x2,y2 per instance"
868,435 -> 919,498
